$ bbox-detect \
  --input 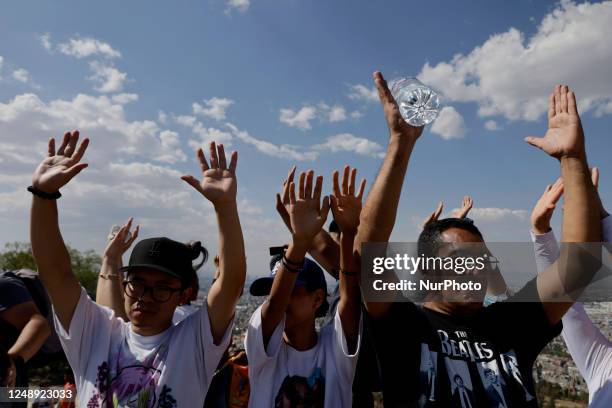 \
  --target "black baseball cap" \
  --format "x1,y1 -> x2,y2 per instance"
250,254 -> 329,317
120,237 -> 198,286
